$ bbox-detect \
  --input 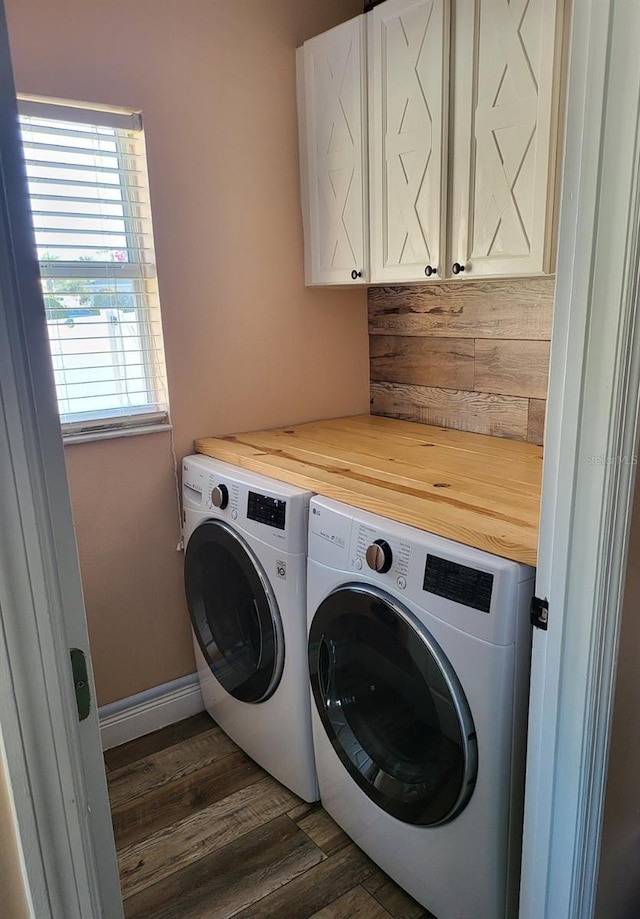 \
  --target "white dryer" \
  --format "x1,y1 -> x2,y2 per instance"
307,496 -> 535,919
182,454 -> 317,802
